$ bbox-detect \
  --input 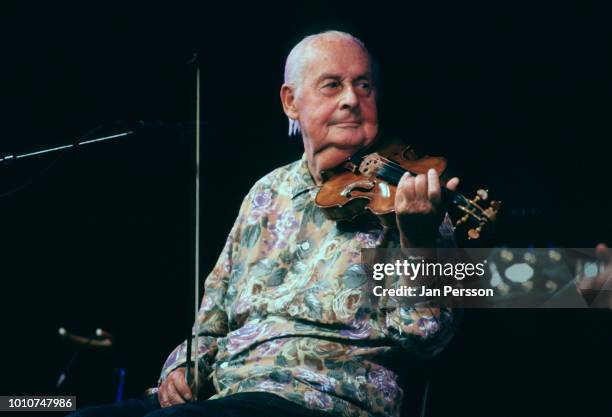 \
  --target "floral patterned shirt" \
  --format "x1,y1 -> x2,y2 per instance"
159,154 -> 457,417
